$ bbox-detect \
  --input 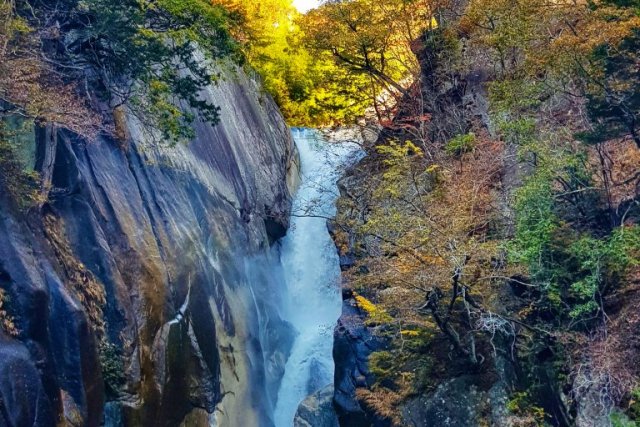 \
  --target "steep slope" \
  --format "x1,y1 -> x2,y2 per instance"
329,7 -> 640,426
0,66 -> 299,427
